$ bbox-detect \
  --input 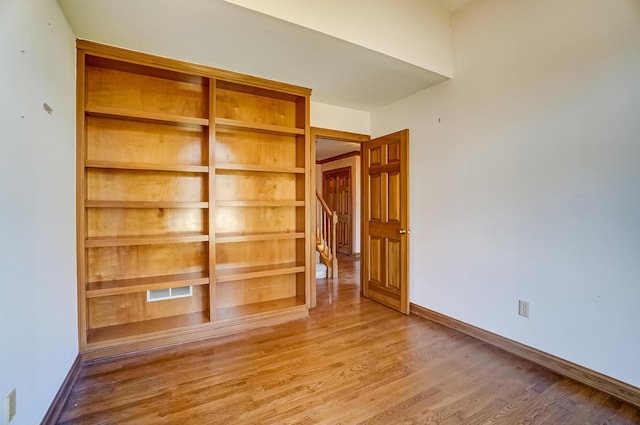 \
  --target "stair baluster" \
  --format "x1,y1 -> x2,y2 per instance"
315,191 -> 338,278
